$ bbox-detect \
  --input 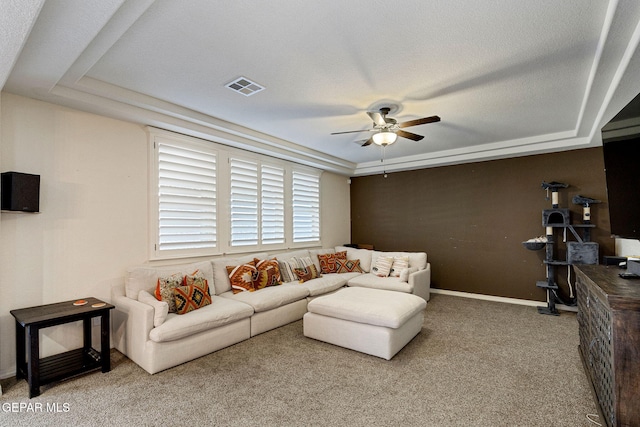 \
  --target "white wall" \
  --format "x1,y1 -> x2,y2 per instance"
0,93 -> 149,378
321,172 -> 351,248
0,92 -> 351,377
